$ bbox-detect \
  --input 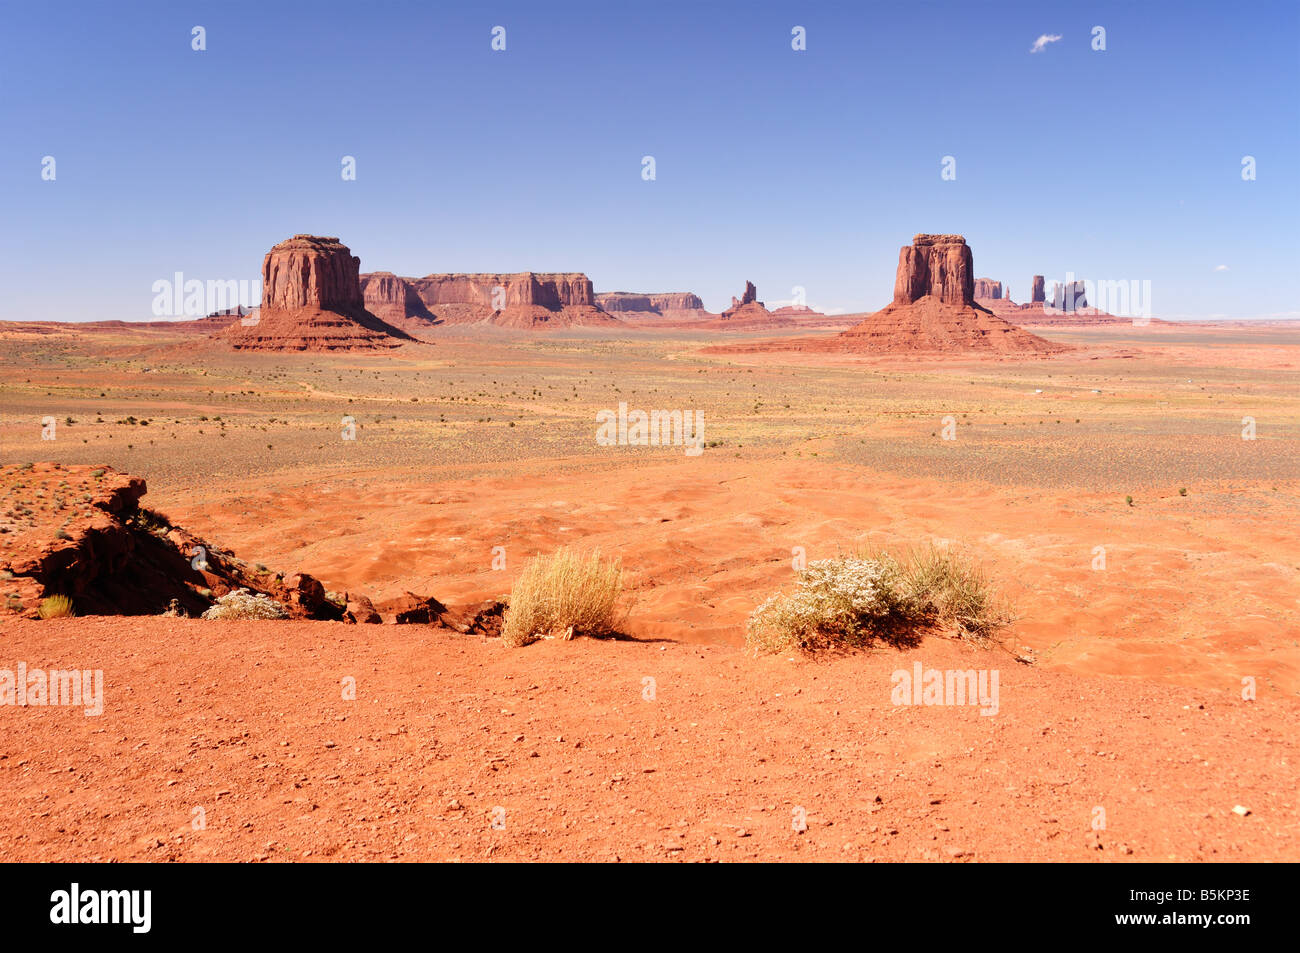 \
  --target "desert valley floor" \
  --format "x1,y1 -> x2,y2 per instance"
1,319 -> 1298,861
